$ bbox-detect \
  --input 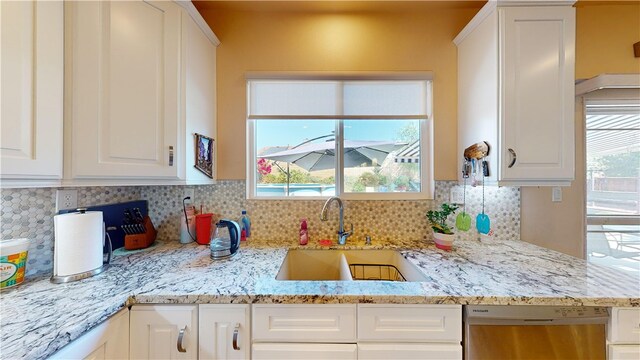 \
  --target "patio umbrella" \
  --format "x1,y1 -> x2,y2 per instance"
258,139 -> 406,172
394,140 -> 420,164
